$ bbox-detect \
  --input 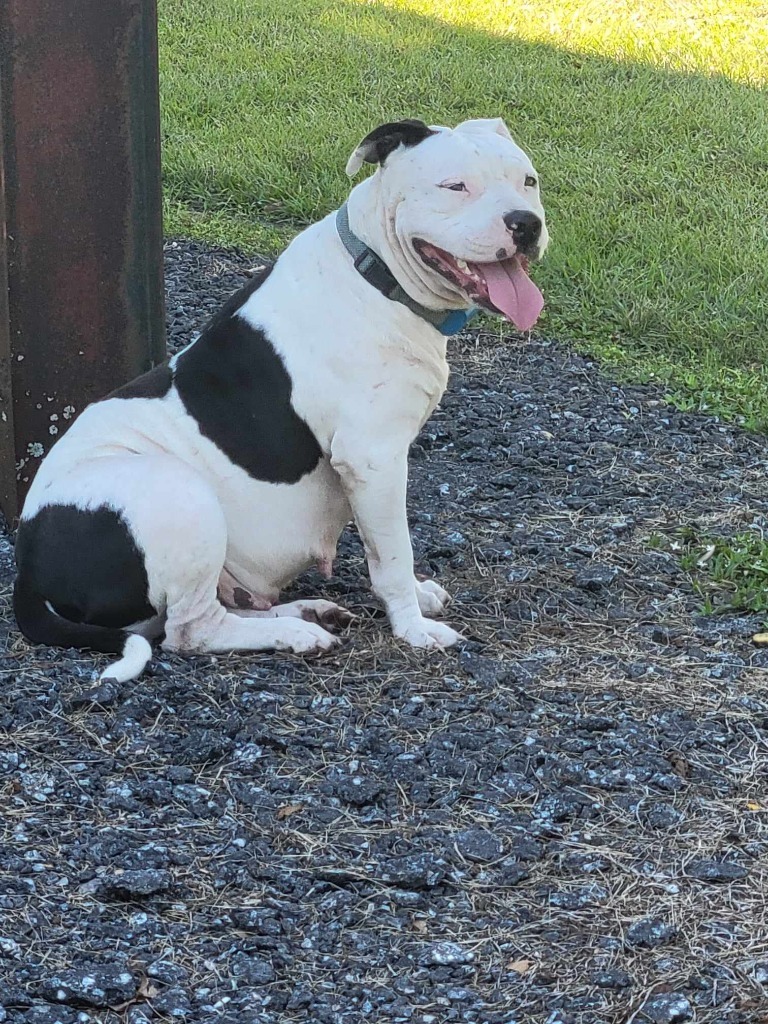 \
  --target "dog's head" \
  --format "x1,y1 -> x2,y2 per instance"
346,117 -> 548,330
